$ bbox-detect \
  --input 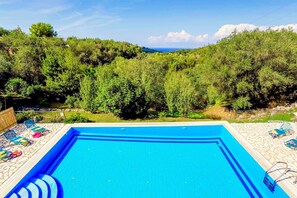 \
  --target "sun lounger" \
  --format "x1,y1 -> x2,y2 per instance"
24,120 -> 48,138
0,147 -> 22,160
285,139 -> 297,150
24,120 -> 47,133
268,122 -> 294,138
0,148 -> 12,160
3,129 -> 32,146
